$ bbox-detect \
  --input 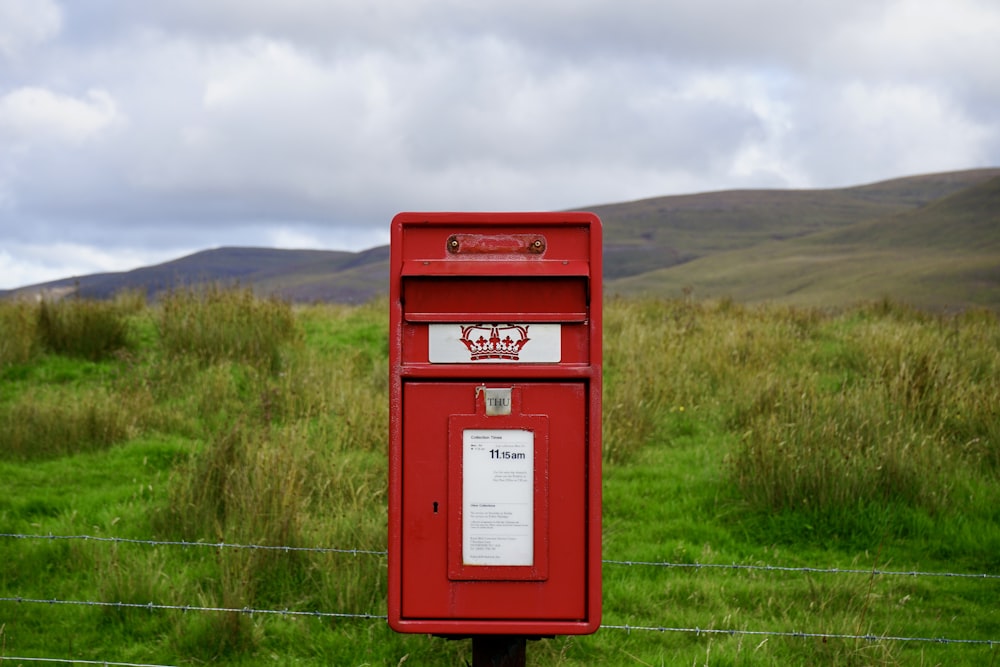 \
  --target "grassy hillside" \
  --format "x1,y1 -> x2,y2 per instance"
590,167 -> 1000,281
1,291 -> 998,665
5,247 -> 388,305
259,247 -> 390,303
820,176 -> 1000,252
609,176 -> 1000,310
594,188 -> 905,280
